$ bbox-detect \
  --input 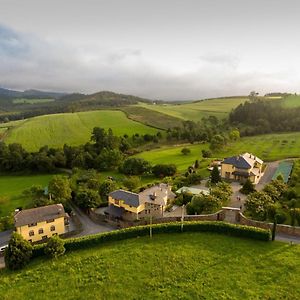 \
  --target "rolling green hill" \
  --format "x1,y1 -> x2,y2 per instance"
138,97 -> 249,121
1,110 -> 160,151
0,233 -> 299,299
281,94 -> 300,108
